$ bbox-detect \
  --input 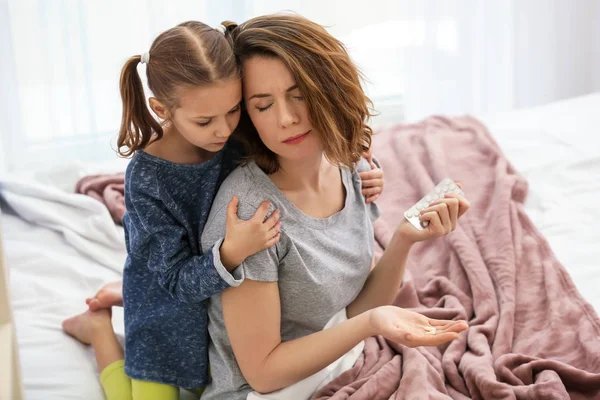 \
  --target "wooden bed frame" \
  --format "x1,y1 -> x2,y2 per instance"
0,218 -> 23,400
